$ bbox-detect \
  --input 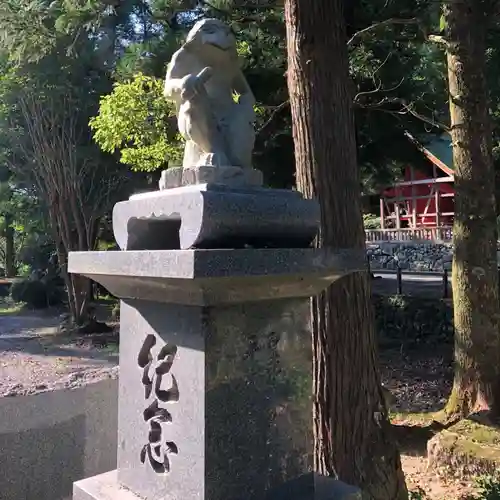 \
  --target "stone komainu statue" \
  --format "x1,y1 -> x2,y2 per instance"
164,18 -> 256,170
